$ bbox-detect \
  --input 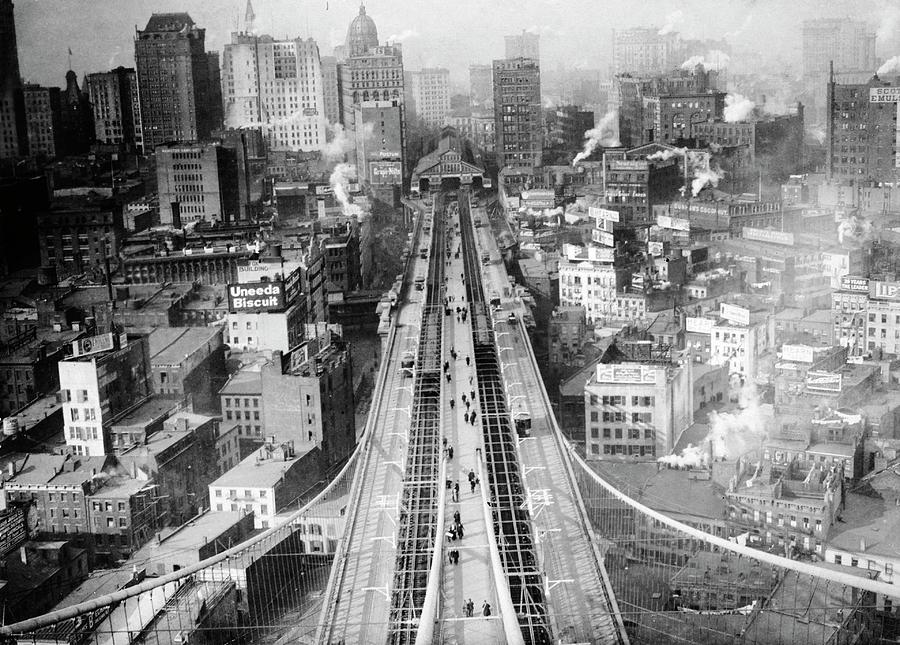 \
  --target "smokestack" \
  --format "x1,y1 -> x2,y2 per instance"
131,460 -> 137,479
19,546 -> 27,566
